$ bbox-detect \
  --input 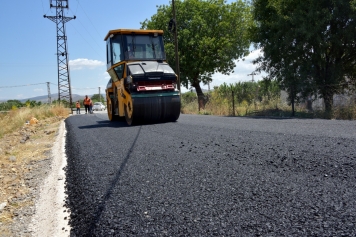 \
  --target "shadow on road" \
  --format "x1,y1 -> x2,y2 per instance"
241,116 -> 296,120
77,119 -> 167,129
77,120 -> 128,129
89,125 -> 142,233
